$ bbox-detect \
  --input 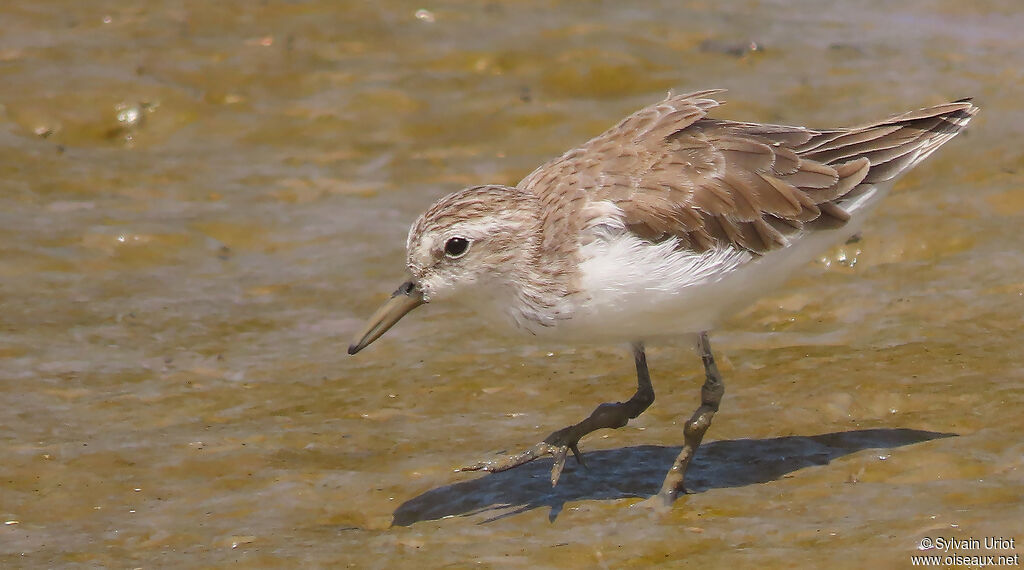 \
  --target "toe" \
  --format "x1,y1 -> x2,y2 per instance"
569,443 -> 586,467
549,445 -> 569,486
